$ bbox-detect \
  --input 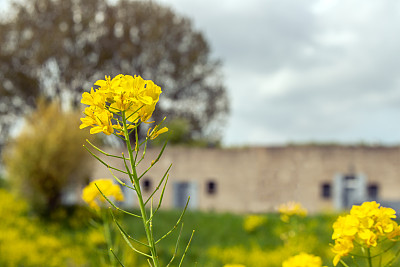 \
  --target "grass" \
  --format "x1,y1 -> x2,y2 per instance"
0,186 -> 337,267
3,187 -> 397,267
